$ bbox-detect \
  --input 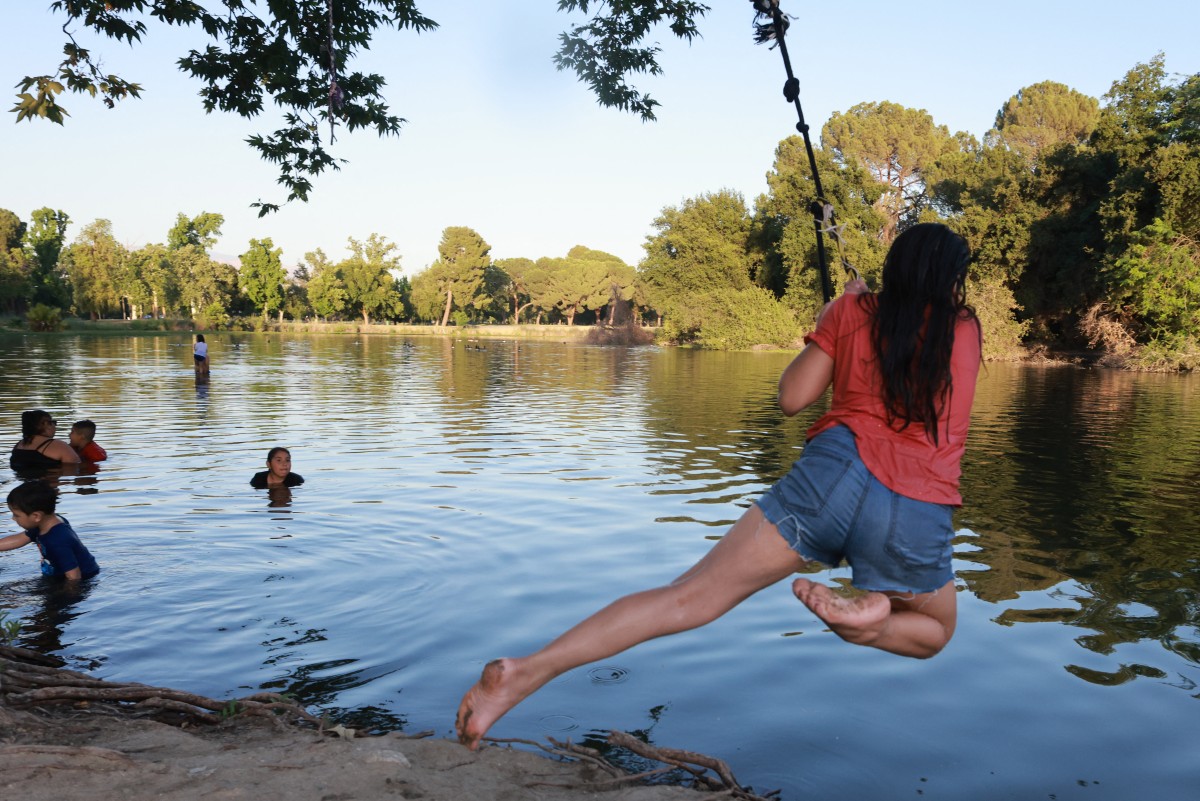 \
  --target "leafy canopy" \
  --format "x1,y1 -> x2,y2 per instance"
239,238 -> 286,319
13,1 -> 710,213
